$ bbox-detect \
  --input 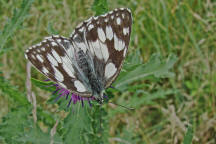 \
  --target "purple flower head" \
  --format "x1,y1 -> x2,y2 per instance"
45,79 -> 95,107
